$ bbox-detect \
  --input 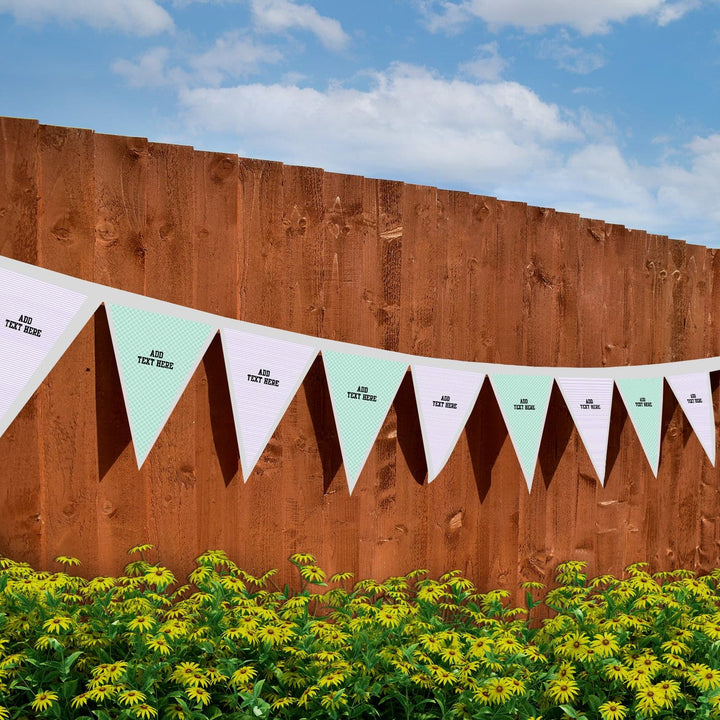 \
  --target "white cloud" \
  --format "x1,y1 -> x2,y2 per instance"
0,0 -> 174,35
250,0 -> 349,50
112,47 -> 180,87
190,32 -> 283,85
175,61 -> 720,245
538,33 -> 606,74
178,63 -> 582,185
113,33 -> 282,88
421,0 -> 699,35
459,41 -> 507,80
